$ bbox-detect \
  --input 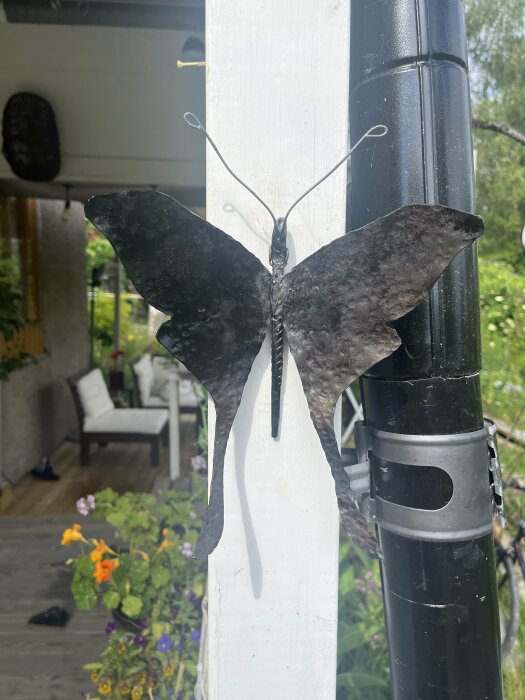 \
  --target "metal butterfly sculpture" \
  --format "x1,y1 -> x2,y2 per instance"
85,113 -> 483,560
